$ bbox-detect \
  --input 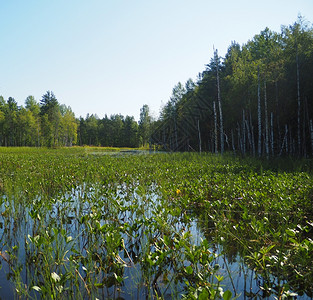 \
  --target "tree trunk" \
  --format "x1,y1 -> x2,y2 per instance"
279,124 -> 288,156
245,119 -> 252,152
237,124 -> 242,154
264,81 -> 269,157
213,101 -> 218,154
270,112 -> 274,156
215,49 -> 224,154
249,109 -> 255,157
275,81 -> 281,153
242,110 -> 246,155
197,119 -> 202,153
231,129 -> 235,155
257,66 -> 262,157
303,102 -> 307,157
304,97 -> 310,157
174,117 -> 178,151
290,127 -> 293,155
310,119 -> 313,155
296,49 -> 301,155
